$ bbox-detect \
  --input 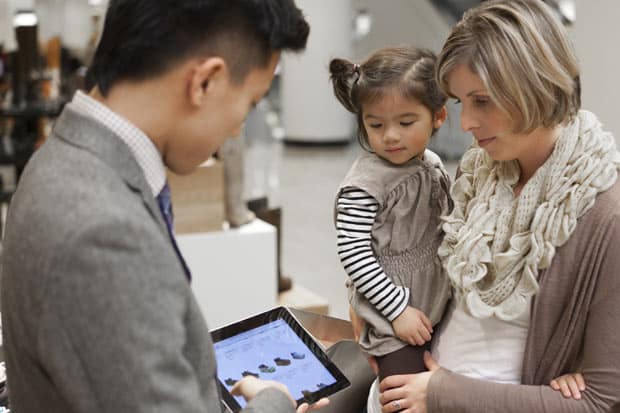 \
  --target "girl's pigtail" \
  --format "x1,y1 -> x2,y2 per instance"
329,58 -> 359,113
